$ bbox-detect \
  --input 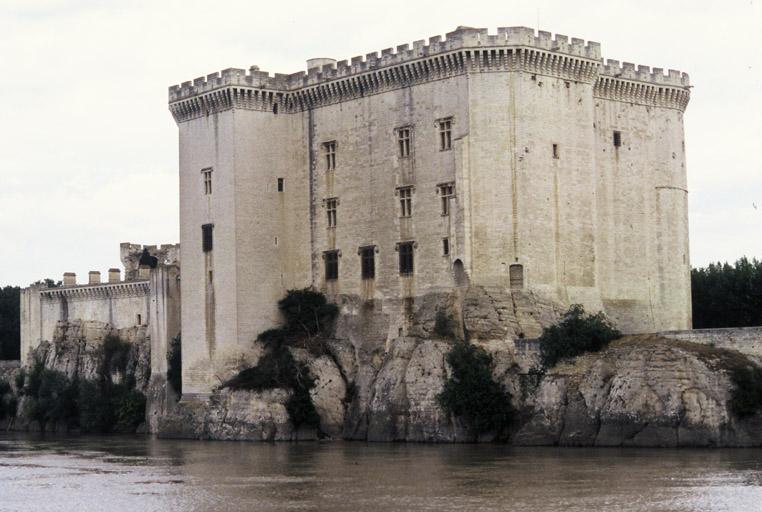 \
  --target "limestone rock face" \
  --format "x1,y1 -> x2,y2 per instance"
515,336 -> 762,447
